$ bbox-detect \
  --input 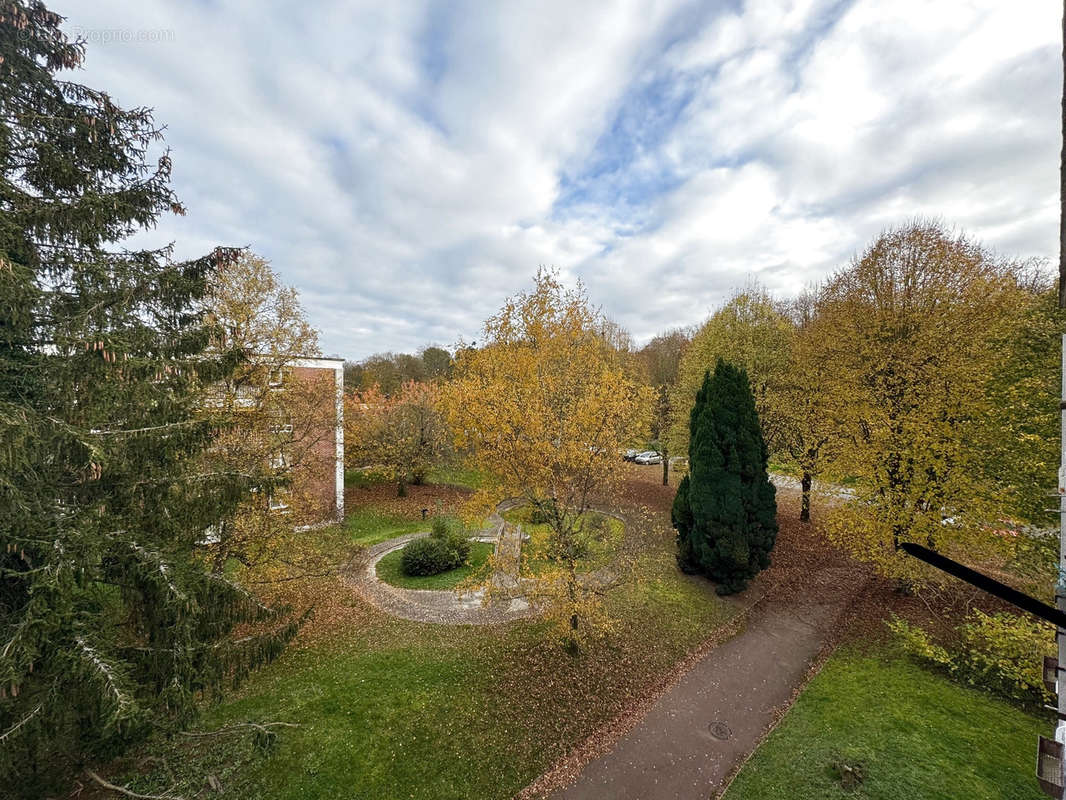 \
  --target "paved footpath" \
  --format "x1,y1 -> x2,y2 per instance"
553,566 -> 862,800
